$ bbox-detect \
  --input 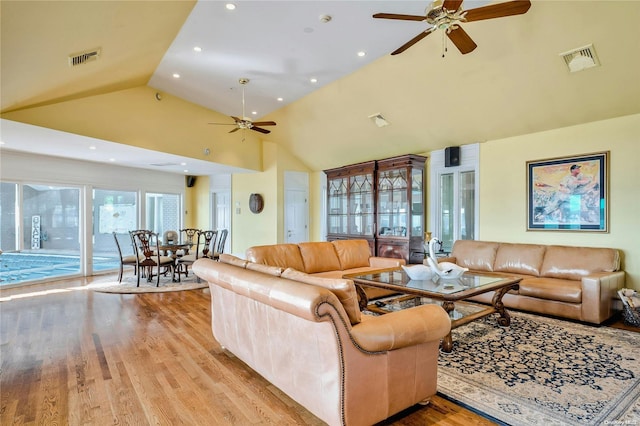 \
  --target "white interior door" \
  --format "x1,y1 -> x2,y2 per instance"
285,189 -> 308,243
284,171 -> 309,244
212,190 -> 231,253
